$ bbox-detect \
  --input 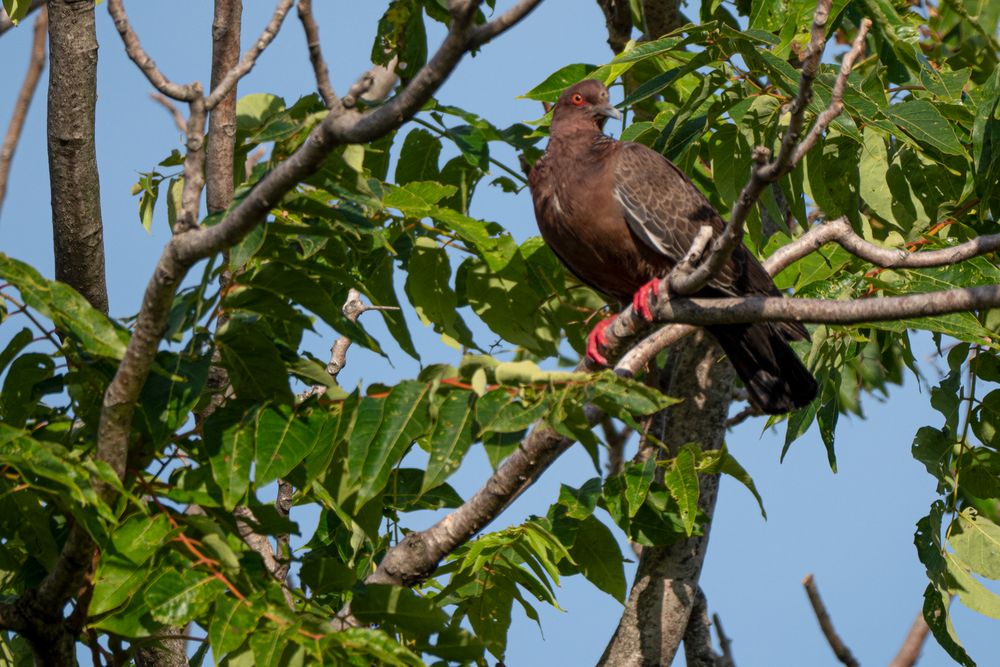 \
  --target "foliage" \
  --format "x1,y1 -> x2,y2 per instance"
1,0 -> 999,664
